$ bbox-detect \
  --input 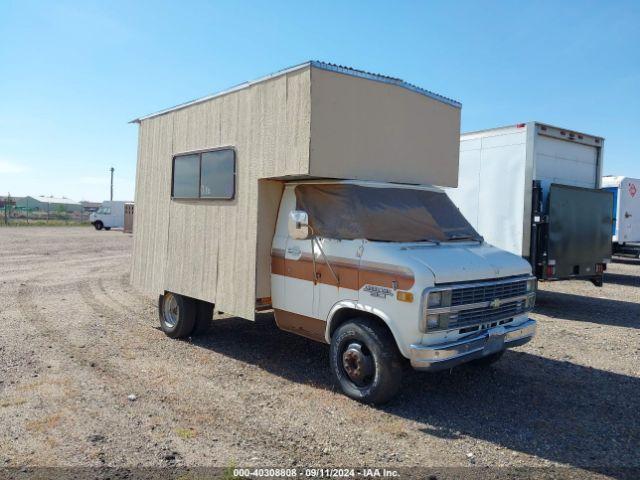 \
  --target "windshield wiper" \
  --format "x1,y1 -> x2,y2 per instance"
446,234 -> 483,242
415,238 -> 441,245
